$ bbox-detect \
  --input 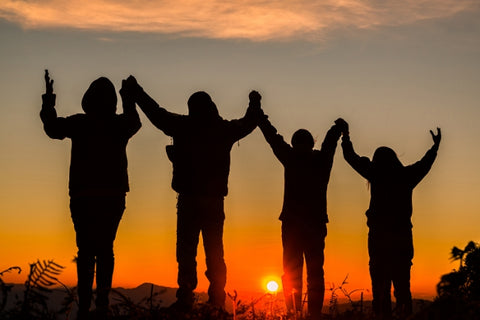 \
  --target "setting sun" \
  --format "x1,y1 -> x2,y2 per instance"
1,2 -> 480,319
266,280 -> 279,293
